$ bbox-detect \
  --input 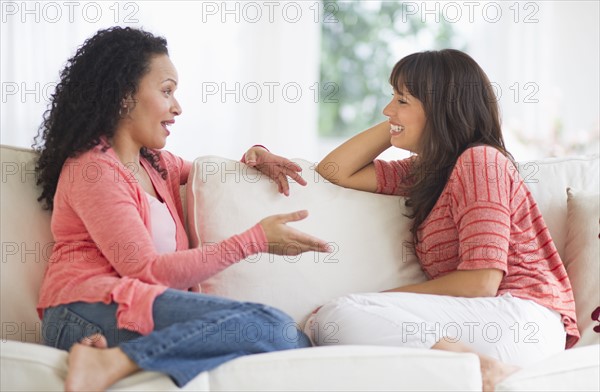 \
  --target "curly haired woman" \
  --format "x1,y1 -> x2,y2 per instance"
34,26 -> 330,391
310,49 -> 579,391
